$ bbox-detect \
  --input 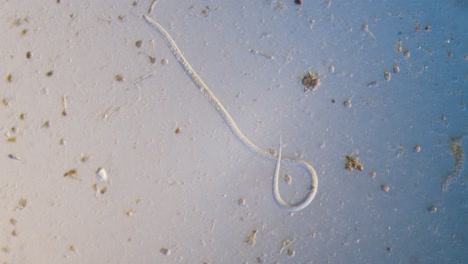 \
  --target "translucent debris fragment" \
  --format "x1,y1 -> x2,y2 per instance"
96,168 -> 108,183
